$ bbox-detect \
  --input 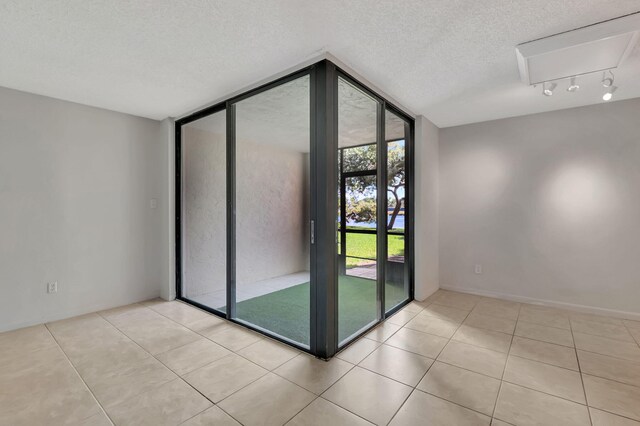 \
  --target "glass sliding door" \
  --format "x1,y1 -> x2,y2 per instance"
337,76 -> 381,345
384,110 -> 411,312
180,109 -> 227,313
233,74 -> 311,347
176,59 -> 414,358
